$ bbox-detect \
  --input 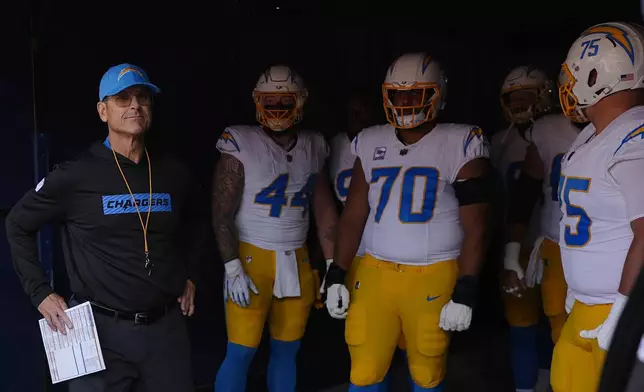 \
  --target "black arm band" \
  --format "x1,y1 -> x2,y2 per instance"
324,263 -> 347,290
508,172 -> 542,224
451,275 -> 478,308
453,175 -> 494,206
